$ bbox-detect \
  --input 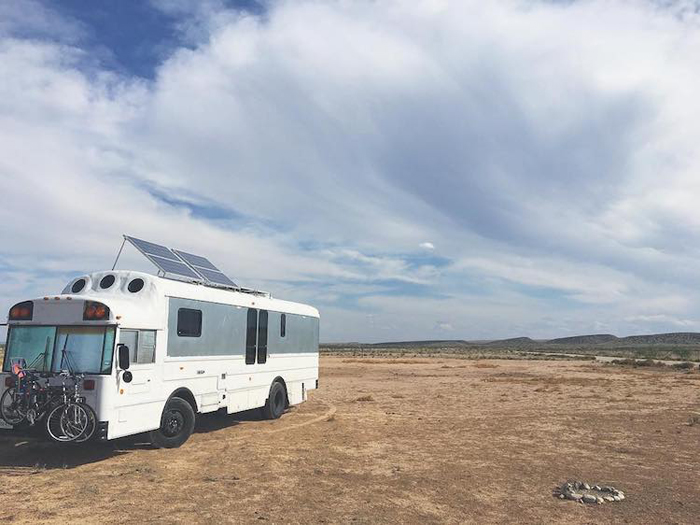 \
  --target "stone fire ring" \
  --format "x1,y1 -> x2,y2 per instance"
554,480 -> 626,504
